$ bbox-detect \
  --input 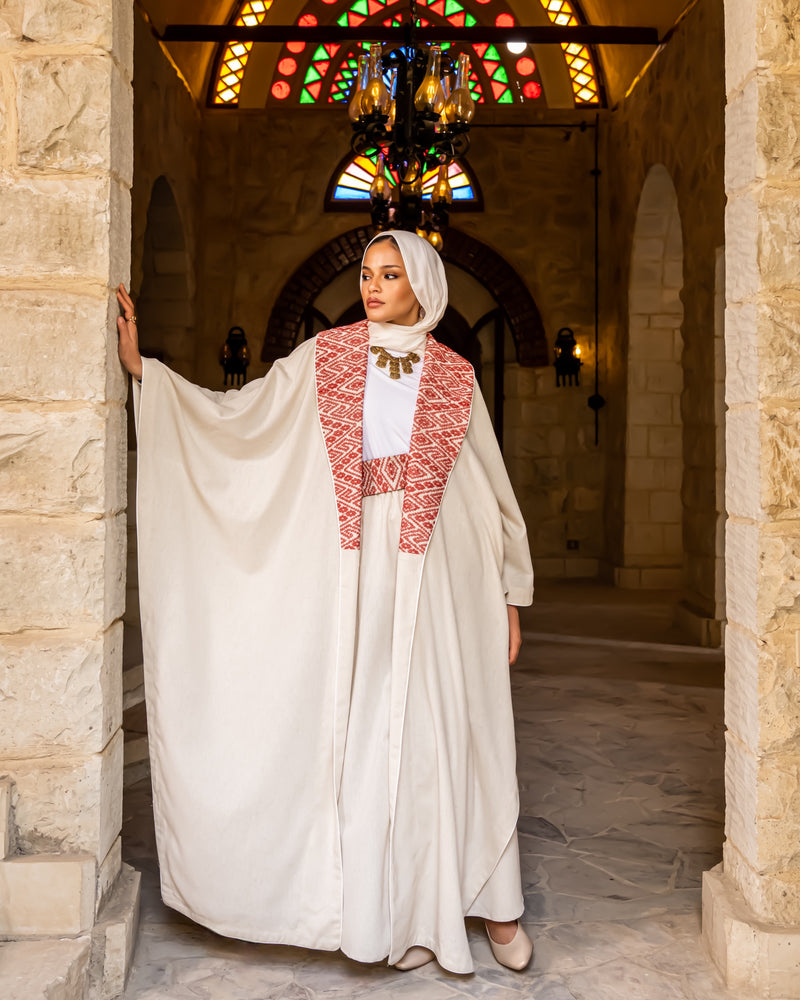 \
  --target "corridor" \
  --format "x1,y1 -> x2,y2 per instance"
121,585 -> 746,999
